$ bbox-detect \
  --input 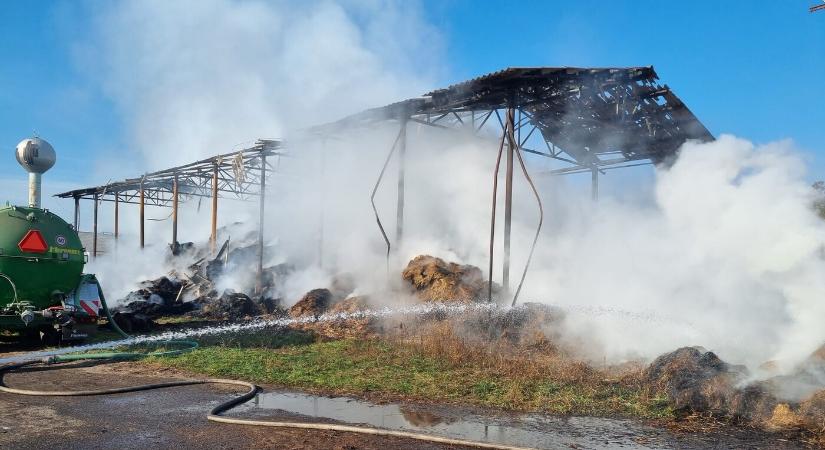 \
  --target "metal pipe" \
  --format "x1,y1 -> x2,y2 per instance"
371,128 -> 404,274
488,126 -> 507,302
510,138 -> 544,307
396,118 -> 408,248
502,107 -> 516,293
211,164 -> 218,254
172,173 -> 179,254
93,193 -> 99,258
139,178 -> 145,249
28,173 -> 41,208
255,154 -> 267,295
73,196 -> 79,230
